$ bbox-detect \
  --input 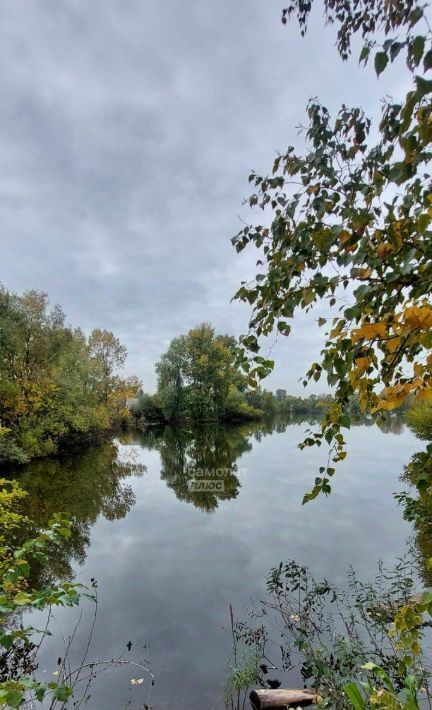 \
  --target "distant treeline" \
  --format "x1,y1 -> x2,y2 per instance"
0,285 -> 139,464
